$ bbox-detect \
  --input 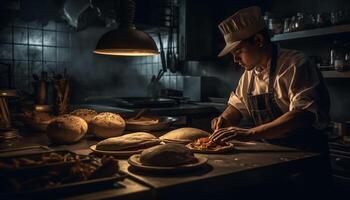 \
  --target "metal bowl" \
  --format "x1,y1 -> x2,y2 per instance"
125,116 -> 177,132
